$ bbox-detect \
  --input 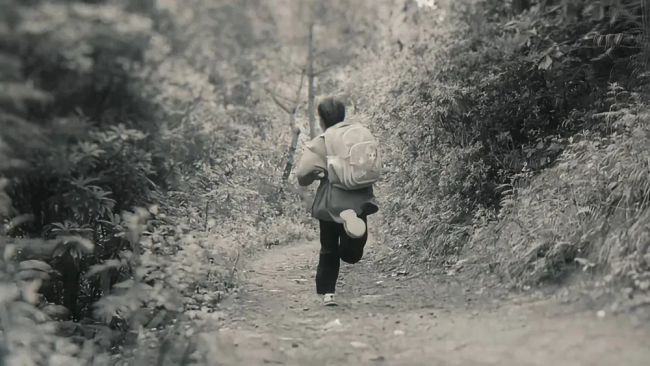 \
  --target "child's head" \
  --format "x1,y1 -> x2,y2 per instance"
317,97 -> 345,130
